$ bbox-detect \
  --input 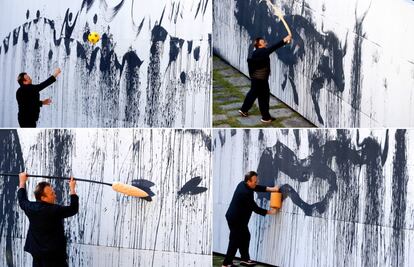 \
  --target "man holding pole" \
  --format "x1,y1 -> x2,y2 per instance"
17,172 -> 78,267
